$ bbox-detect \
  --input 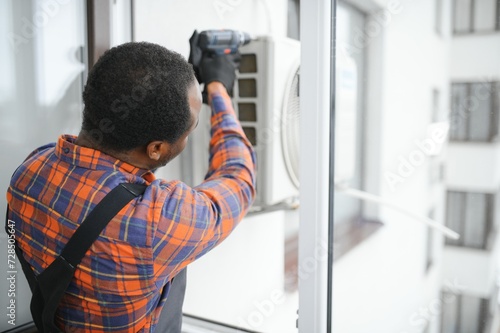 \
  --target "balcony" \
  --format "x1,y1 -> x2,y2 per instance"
451,33 -> 500,81
446,142 -> 500,192
442,229 -> 499,297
